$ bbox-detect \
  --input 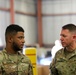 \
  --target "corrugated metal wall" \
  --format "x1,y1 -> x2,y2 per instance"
42,0 -> 76,44
14,0 -> 37,45
0,0 -> 76,47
